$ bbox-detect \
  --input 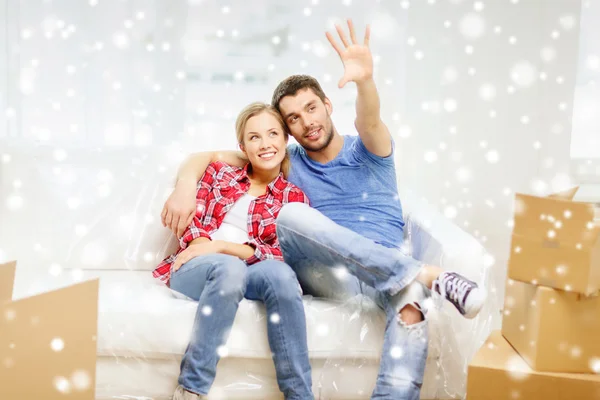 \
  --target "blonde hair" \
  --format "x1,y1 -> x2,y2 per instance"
235,102 -> 290,178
